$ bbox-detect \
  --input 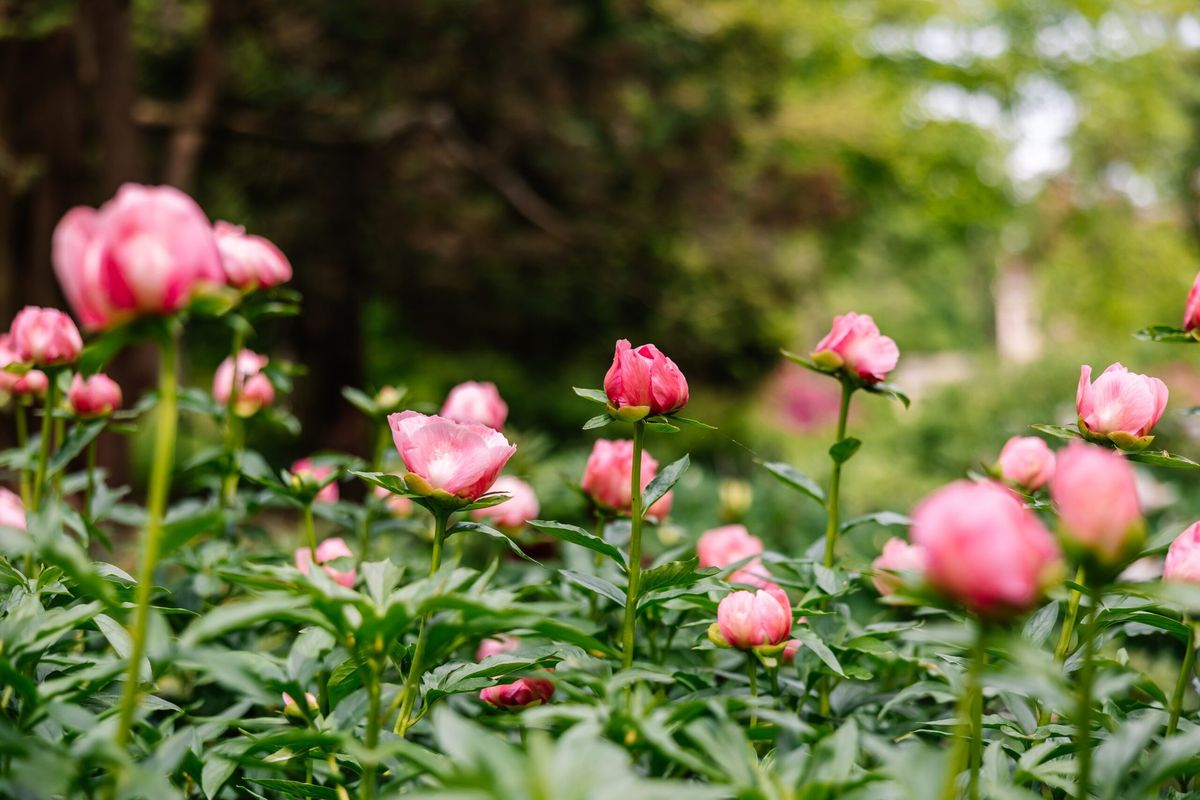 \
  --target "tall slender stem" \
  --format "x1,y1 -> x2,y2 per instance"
393,509 -> 447,735
114,333 -> 179,749
31,376 -> 58,510
14,402 -> 30,505
1054,566 -> 1086,663
940,621 -> 987,800
356,506 -> 372,572
620,421 -> 646,669
303,502 -> 318,561
1075,583 -> 1101,800
84,440 -> 97,521
746,652 -> 759,728
823,380 -> 853,569
361,637 -> 383,800
219,327 -> 245,511
1167,616 -> 1196,737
